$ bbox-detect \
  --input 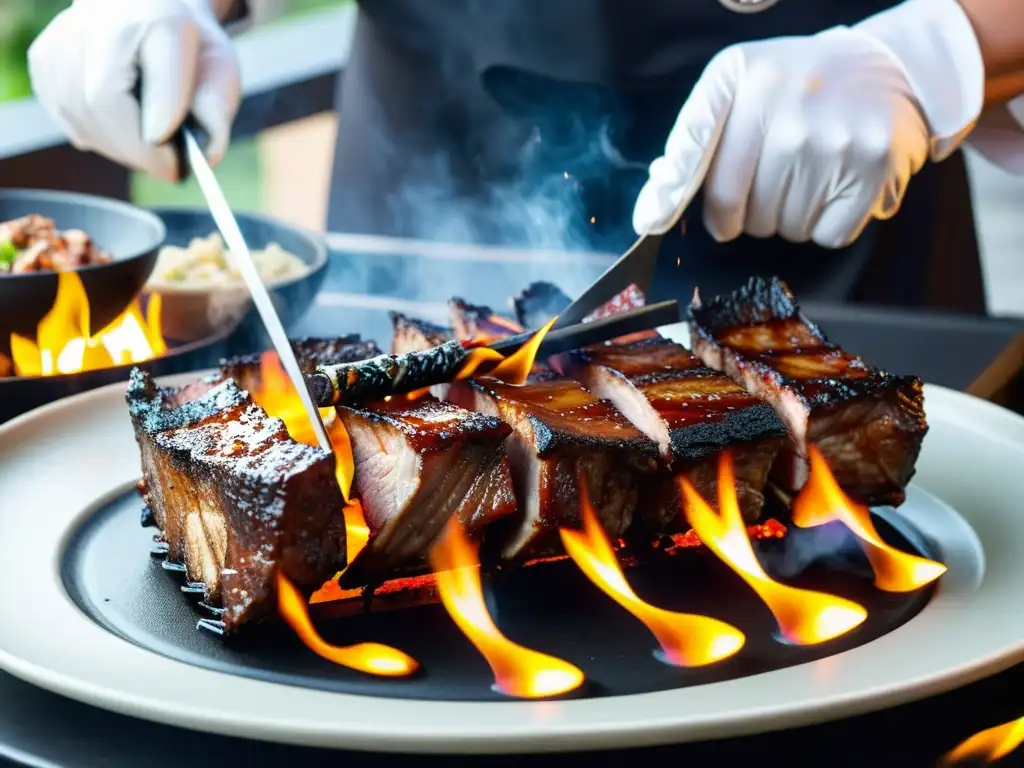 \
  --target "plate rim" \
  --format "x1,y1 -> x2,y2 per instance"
1,336 -> 1023,753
